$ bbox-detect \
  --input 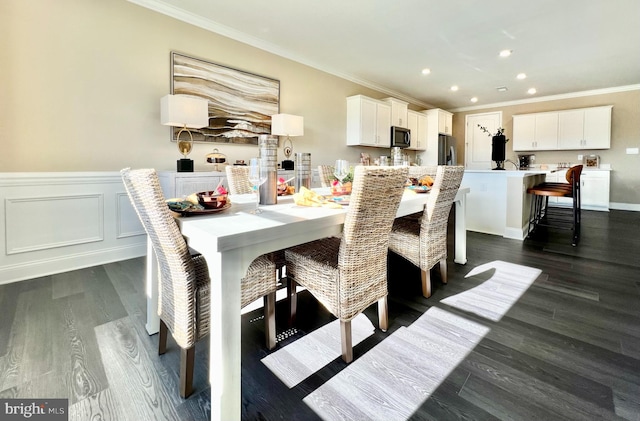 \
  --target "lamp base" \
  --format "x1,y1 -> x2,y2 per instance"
282,160 -> 294,170
177,158 -> 194,172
